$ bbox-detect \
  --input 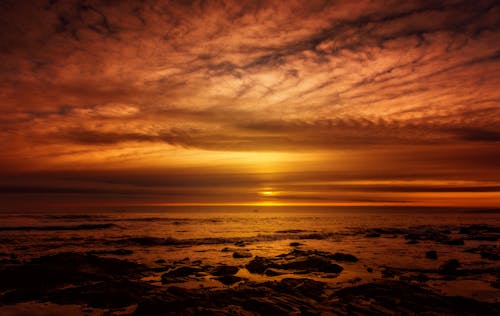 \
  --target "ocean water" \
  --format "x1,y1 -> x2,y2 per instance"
1,206 -> 499,303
